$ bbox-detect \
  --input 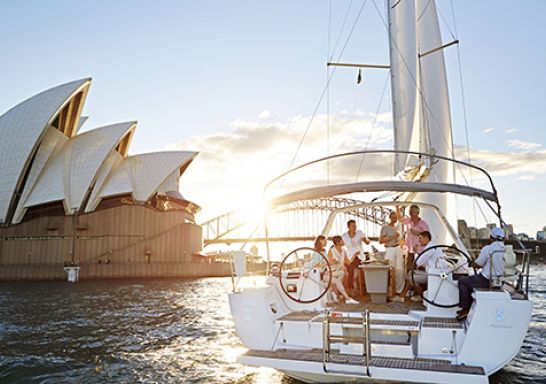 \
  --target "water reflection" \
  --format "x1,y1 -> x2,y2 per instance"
0,265 -> 544,384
